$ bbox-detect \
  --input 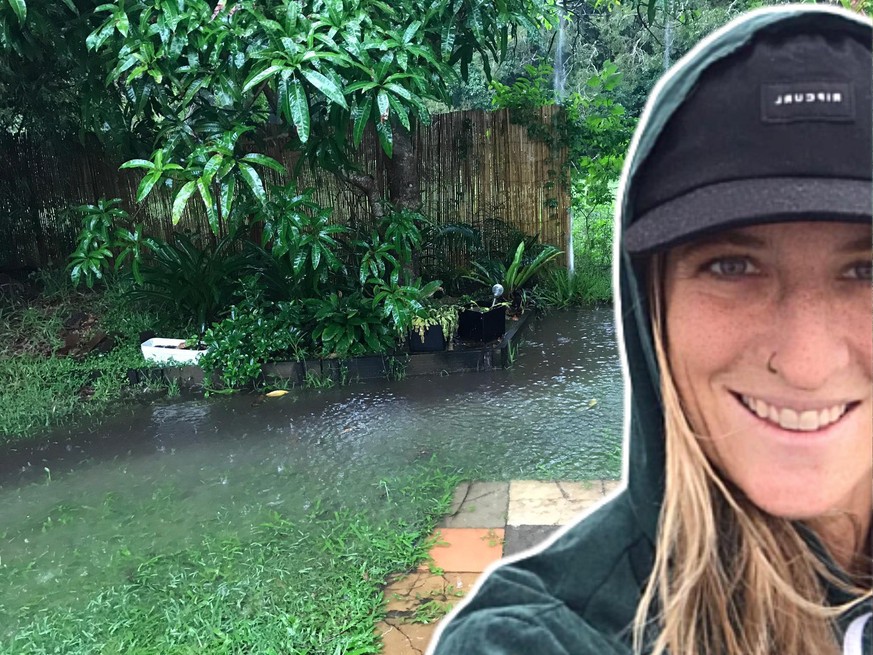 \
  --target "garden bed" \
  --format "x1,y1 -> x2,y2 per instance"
136,313 -> 531,389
